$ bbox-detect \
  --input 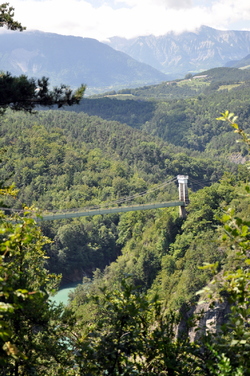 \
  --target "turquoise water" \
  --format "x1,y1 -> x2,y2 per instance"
50,283 -> 80,305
